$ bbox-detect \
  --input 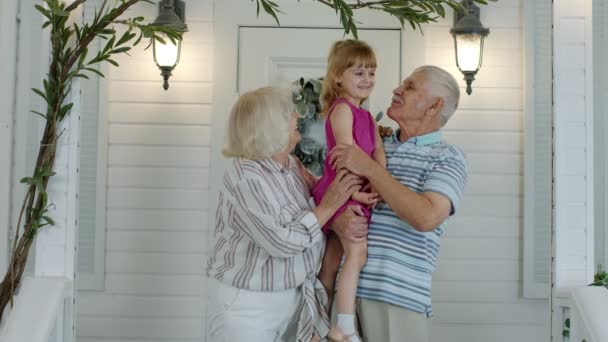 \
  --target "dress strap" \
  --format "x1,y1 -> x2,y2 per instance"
325,98 -> 354,118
